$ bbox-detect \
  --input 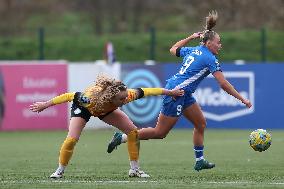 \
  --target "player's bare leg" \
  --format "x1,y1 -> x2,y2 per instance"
183,103 -> 215,171
50,117 -> 86,179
